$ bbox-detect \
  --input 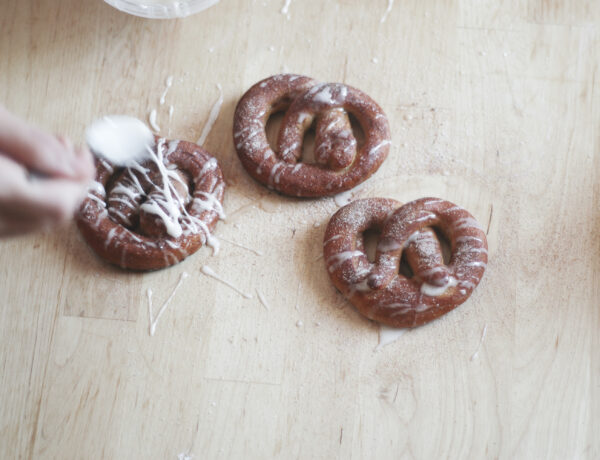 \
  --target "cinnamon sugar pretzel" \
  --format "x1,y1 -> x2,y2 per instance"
323,197 -> 488,327
77,138 -> 225,270
233,74 -> 391,197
